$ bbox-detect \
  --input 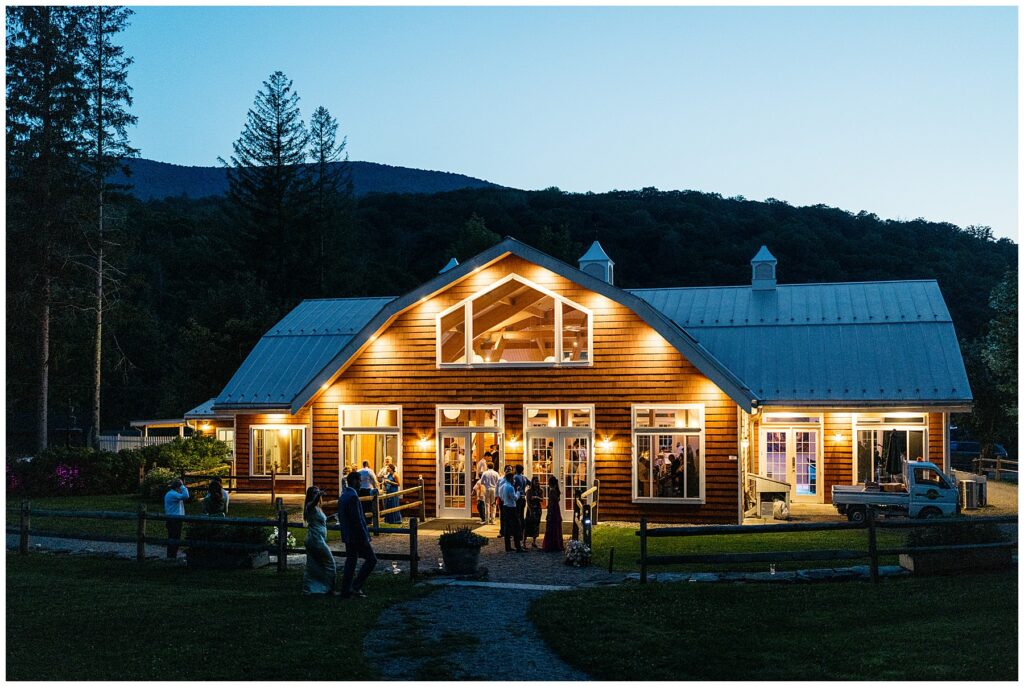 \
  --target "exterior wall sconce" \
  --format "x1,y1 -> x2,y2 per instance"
417,435 -> 432,450
599,437 -> 612,451
507,434 -> 520,449
833,433 -> 844,443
